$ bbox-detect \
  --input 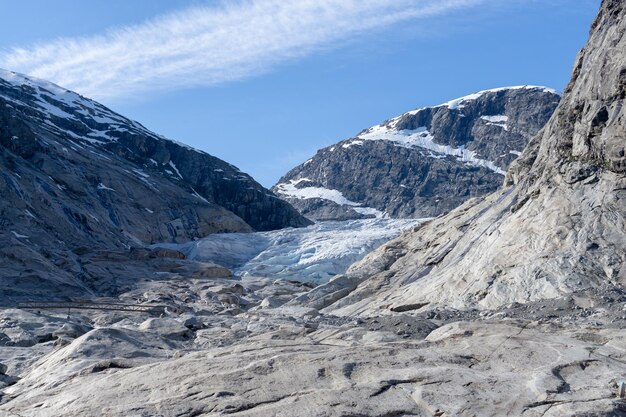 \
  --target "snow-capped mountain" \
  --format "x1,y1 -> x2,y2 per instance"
275,86 -> 560,220
0,69 -> 310,231
0,69 -> 309,298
